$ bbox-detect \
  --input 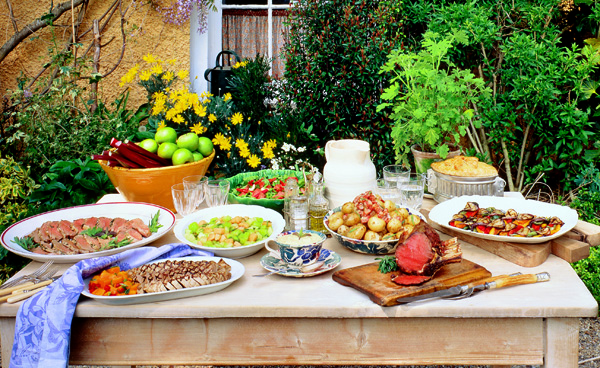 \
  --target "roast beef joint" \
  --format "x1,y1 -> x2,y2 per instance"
391,222 -> 462,286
